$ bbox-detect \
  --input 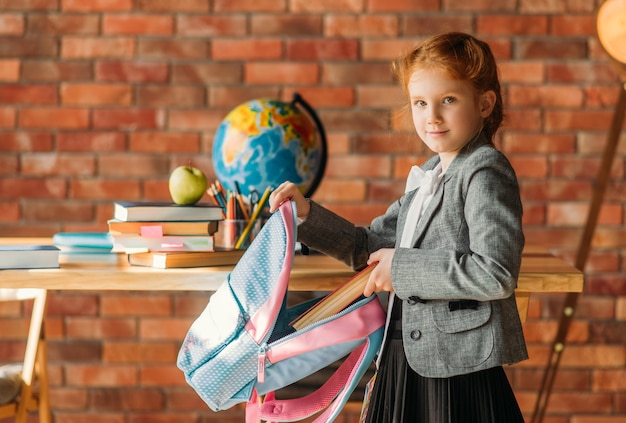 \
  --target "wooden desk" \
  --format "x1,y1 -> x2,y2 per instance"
0,239 -> 583,322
